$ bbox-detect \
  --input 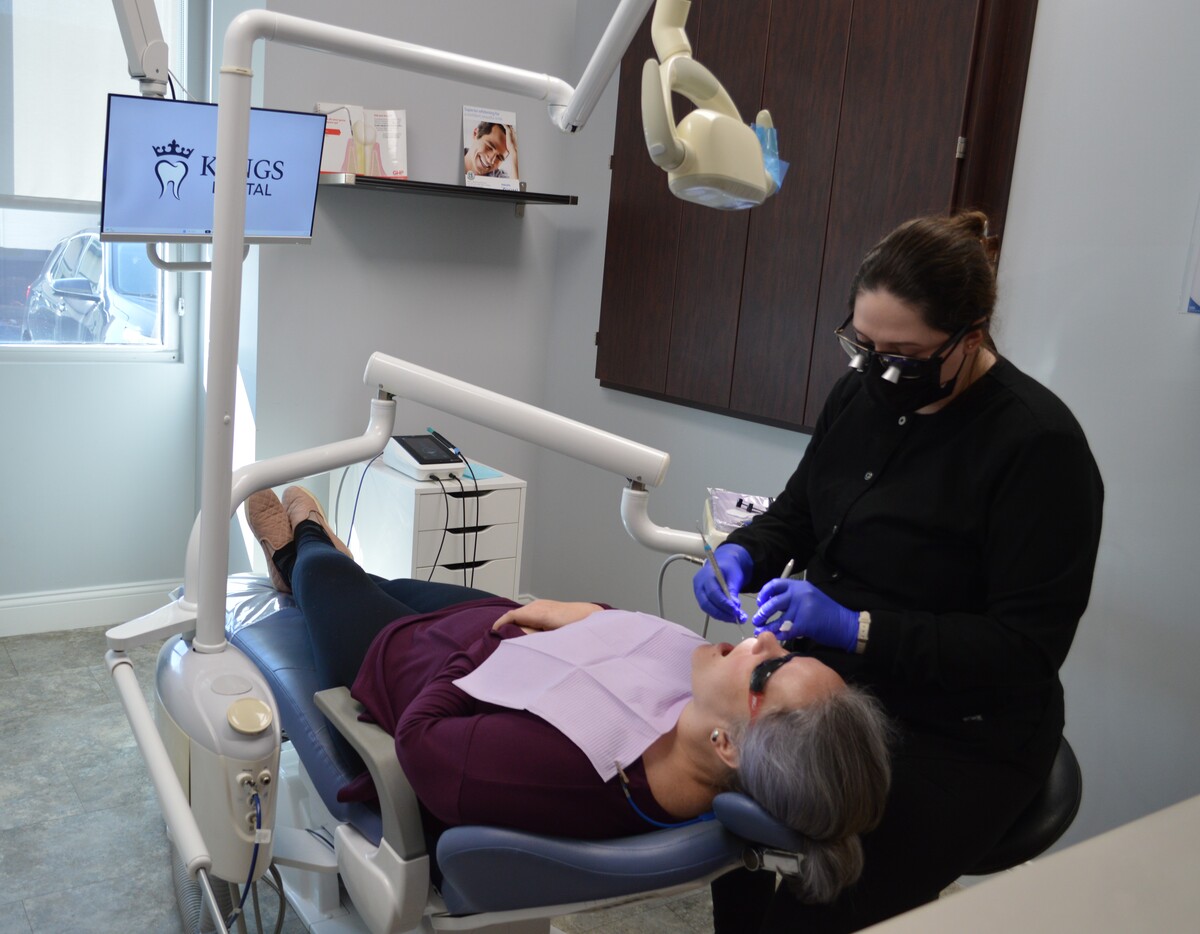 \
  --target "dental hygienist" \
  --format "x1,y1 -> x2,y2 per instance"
694,212 -> 1104,934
